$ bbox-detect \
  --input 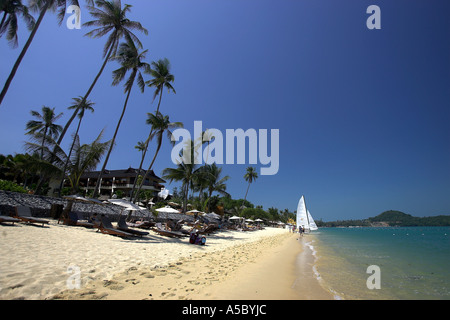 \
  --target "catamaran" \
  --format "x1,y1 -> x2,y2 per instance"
296,195 -> 318,232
